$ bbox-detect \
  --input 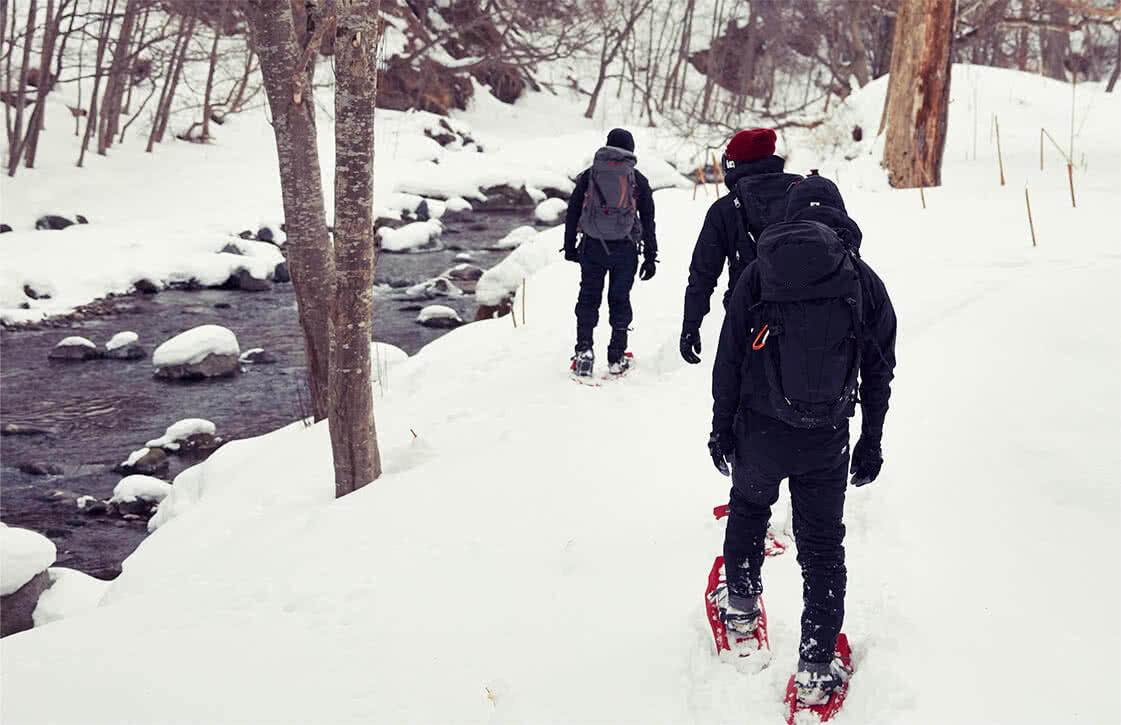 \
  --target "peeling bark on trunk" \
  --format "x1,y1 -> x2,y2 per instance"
329,0 -> 382,497
880,0 -> 953,188
246,0 -> 332,421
